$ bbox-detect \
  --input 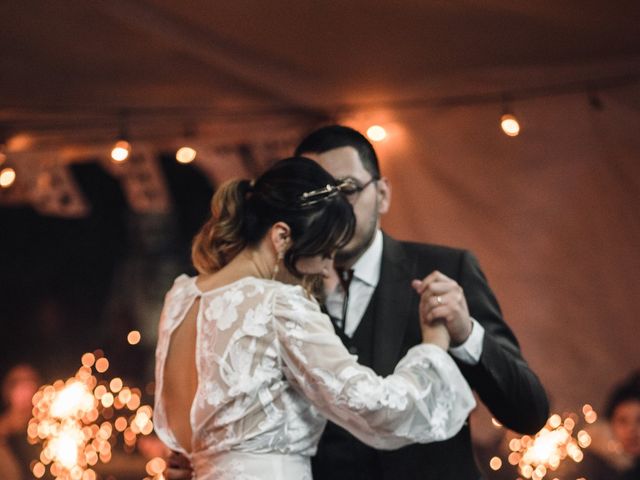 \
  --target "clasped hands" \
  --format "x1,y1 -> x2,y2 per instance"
411,270 -> 473,350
